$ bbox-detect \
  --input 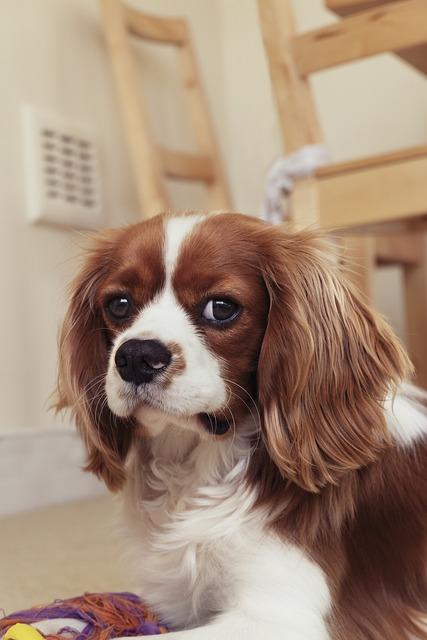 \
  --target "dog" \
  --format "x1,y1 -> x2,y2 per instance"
57,211 -> 427,639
